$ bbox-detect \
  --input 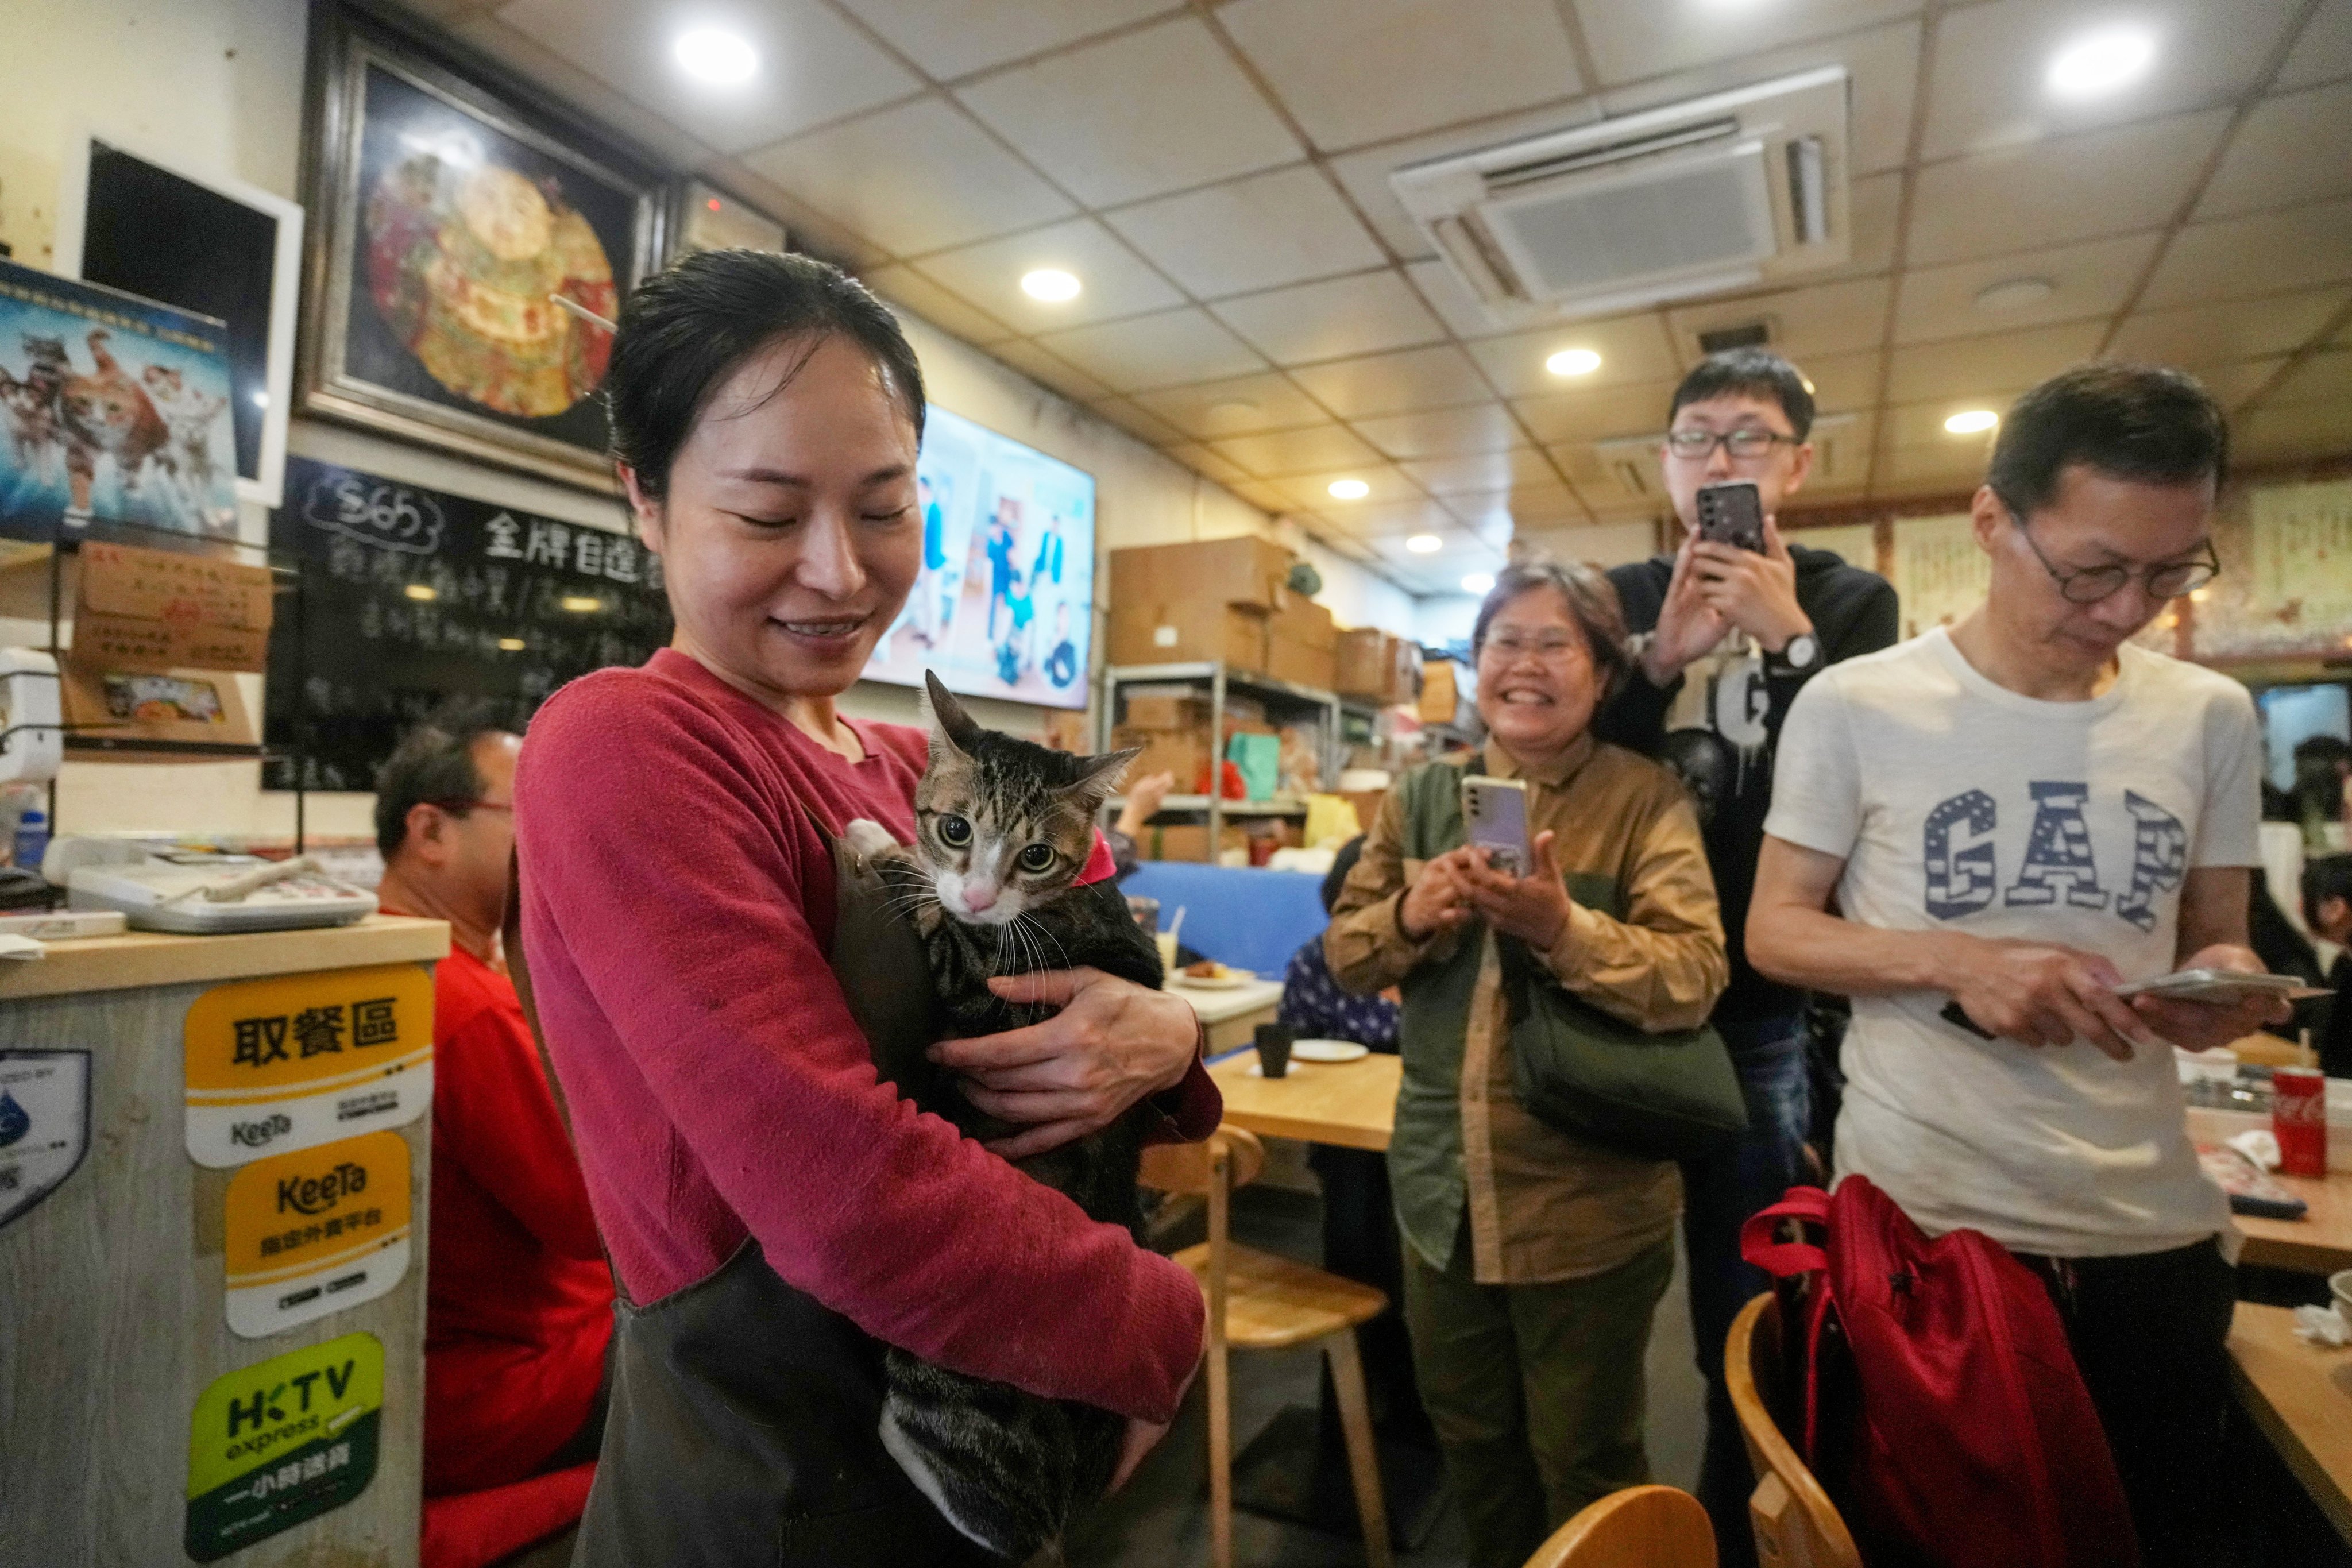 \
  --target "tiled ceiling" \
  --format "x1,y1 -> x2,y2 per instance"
408,0 -> 2352,597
